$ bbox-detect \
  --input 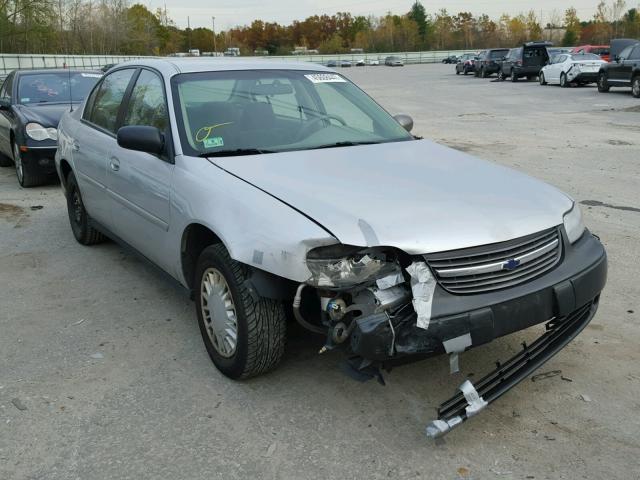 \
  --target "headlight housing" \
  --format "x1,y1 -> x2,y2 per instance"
25,122 -> 57,141
306,244 -> 400,288
563,203 -> 585,244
